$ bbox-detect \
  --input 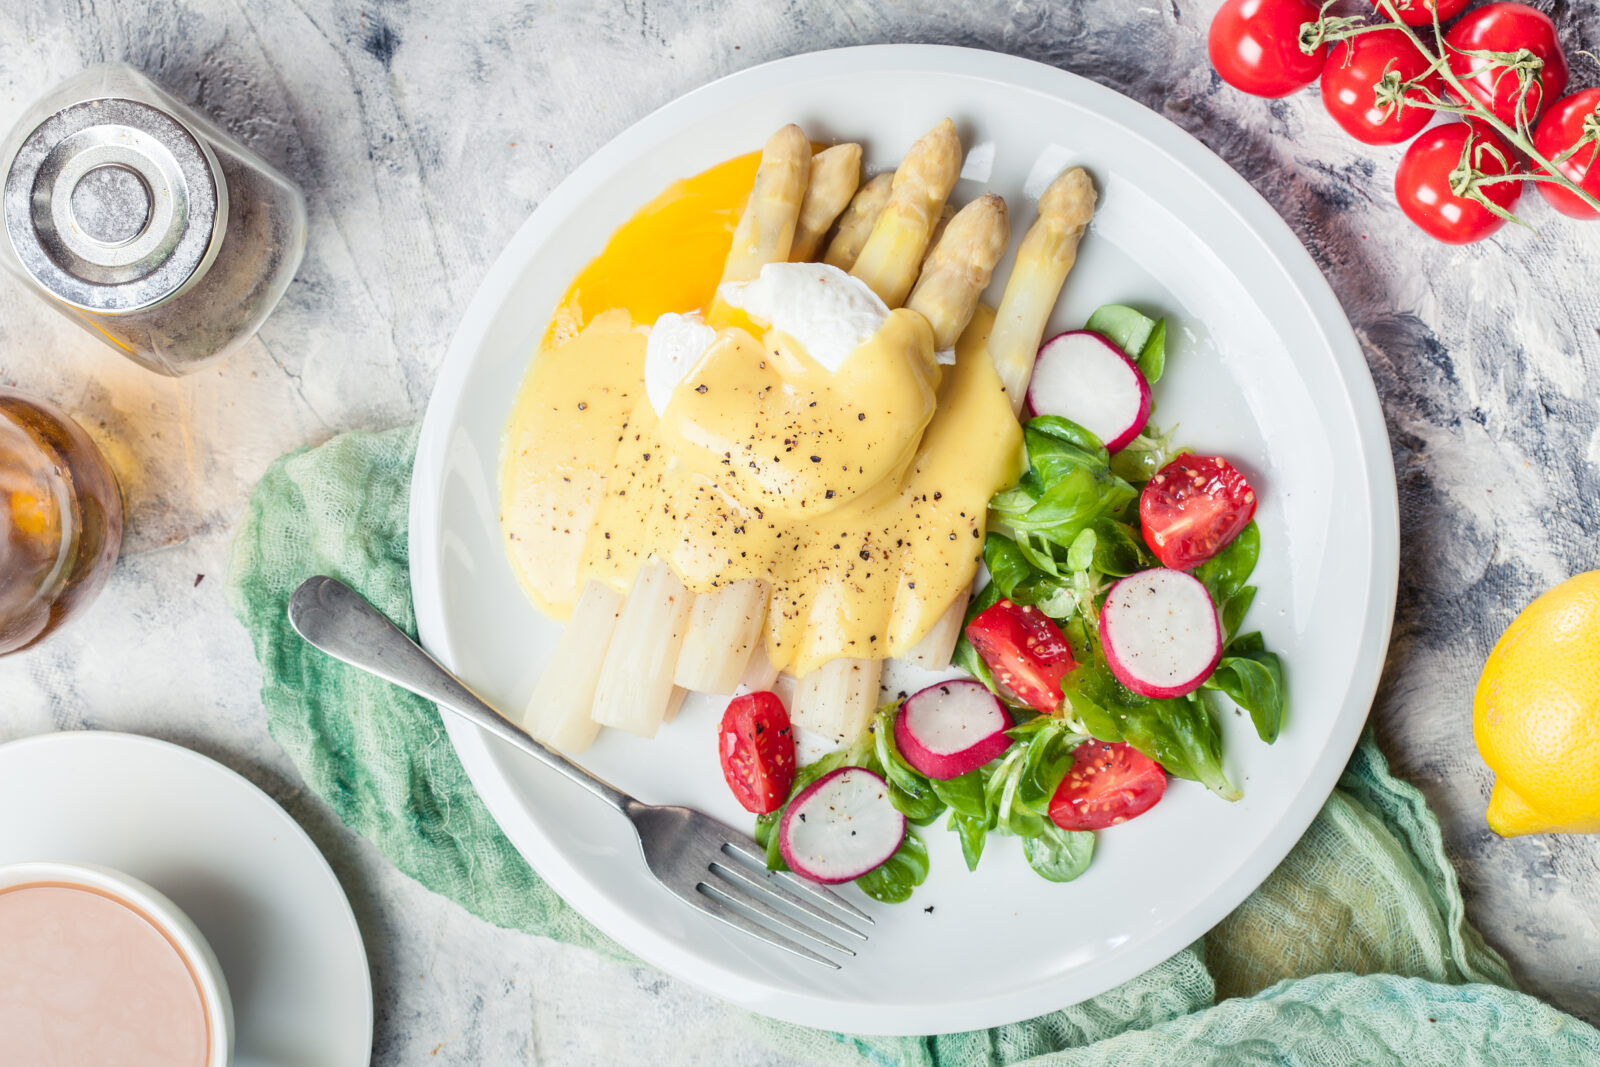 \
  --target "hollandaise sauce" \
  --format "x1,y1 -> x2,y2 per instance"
501,153 -> 1023,677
